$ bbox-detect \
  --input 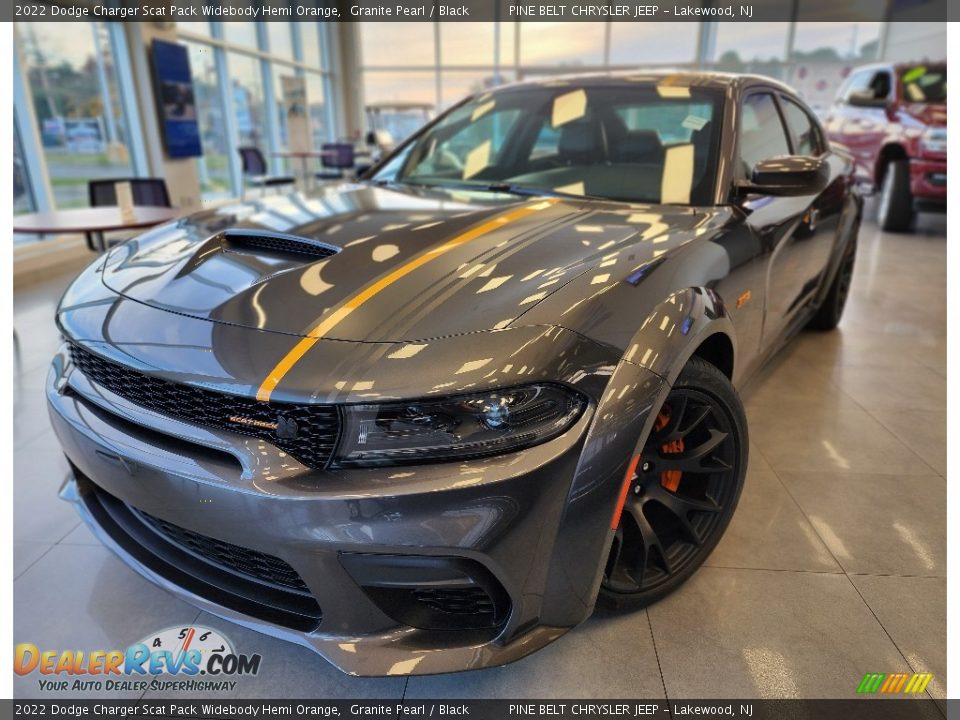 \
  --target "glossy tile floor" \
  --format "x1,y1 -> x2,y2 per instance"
13,206 -> 945,702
